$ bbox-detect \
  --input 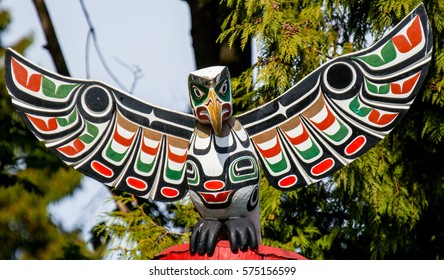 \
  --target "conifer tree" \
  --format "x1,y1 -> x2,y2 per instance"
218,0 -> 444,259
0,2 -> 102,259
16,0 -> 442,260
99,0 -> 444,260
